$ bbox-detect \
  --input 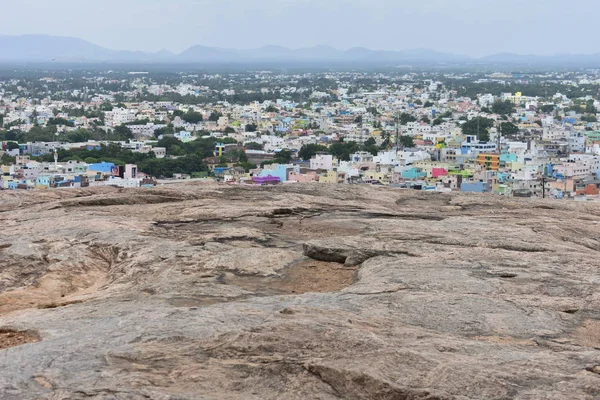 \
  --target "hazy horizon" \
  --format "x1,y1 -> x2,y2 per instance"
1,0 -> 598,57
